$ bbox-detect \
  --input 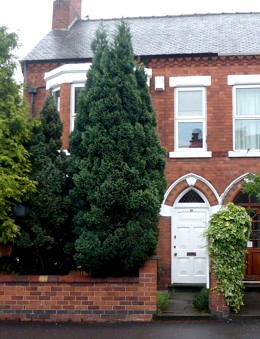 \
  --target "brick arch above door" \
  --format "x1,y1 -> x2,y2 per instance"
221,172 -> 250,205
160,173 -> 220,217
